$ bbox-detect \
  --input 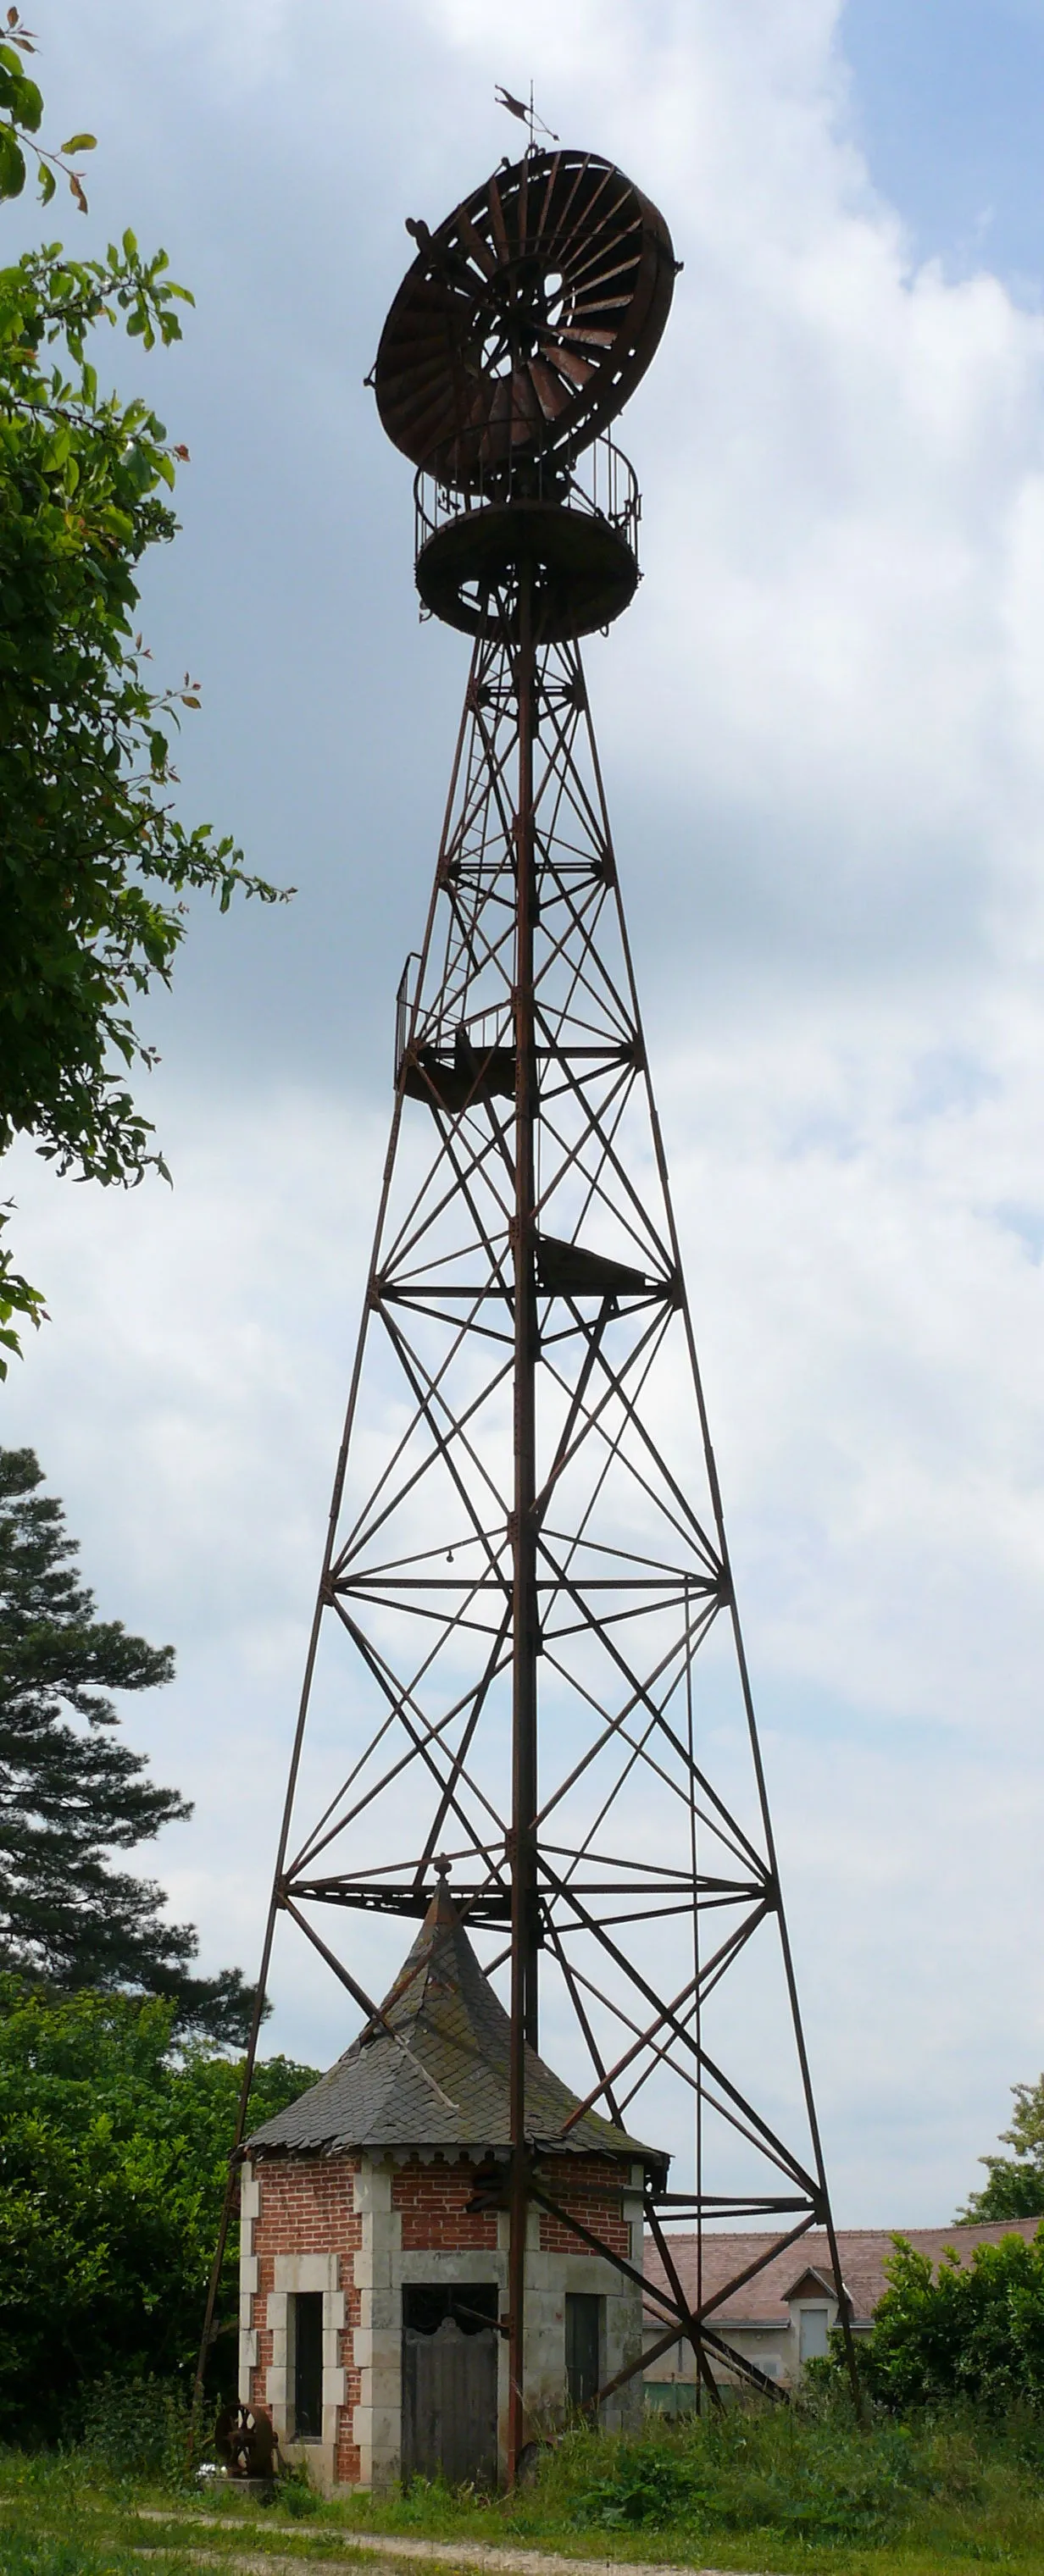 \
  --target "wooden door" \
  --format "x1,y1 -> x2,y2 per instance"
402,2286 -> 498,2487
